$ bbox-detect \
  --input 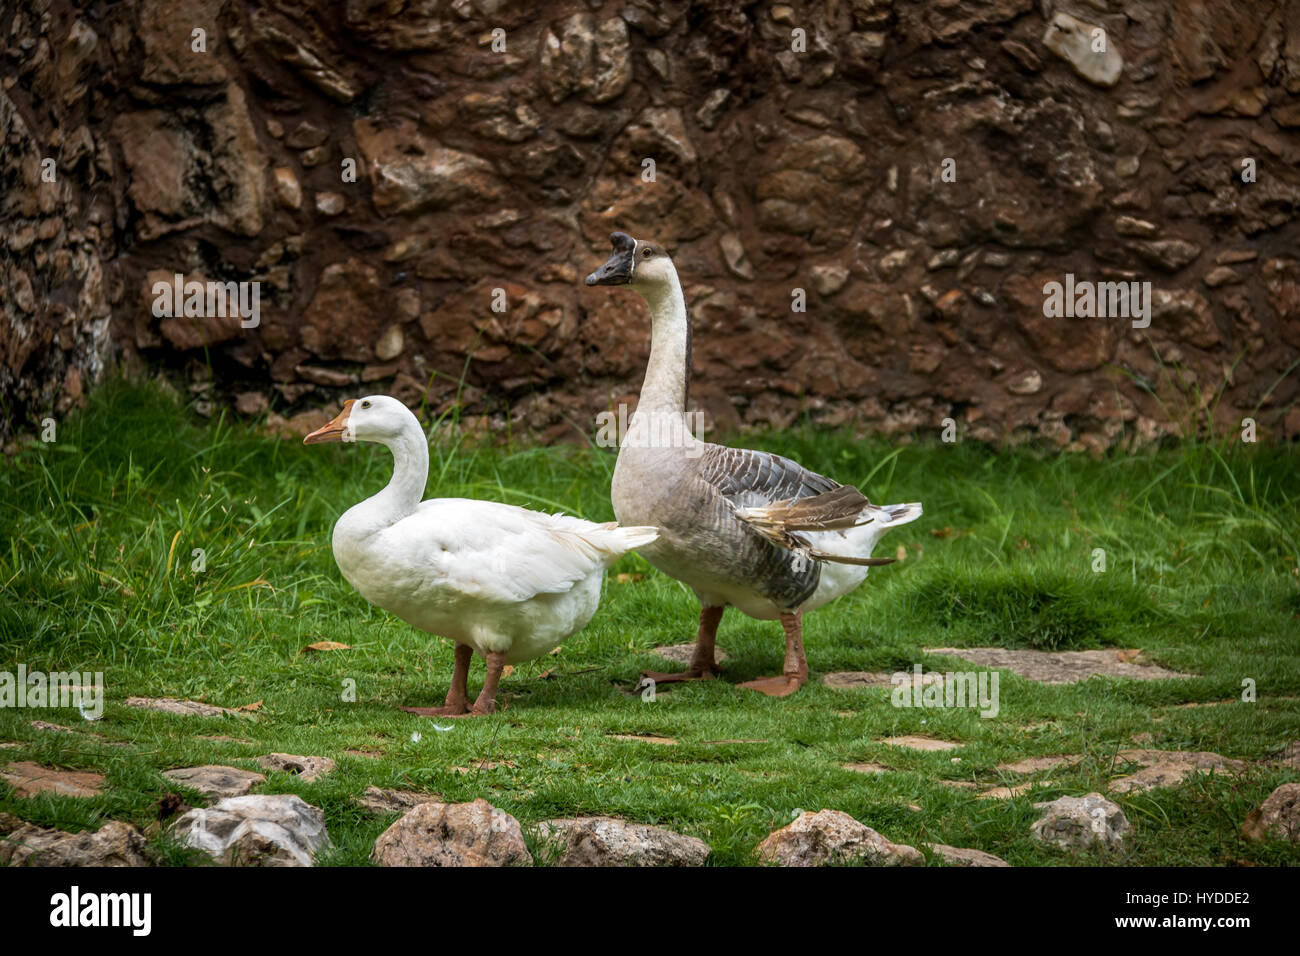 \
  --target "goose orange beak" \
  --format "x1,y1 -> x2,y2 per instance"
303,400 -> 355,444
